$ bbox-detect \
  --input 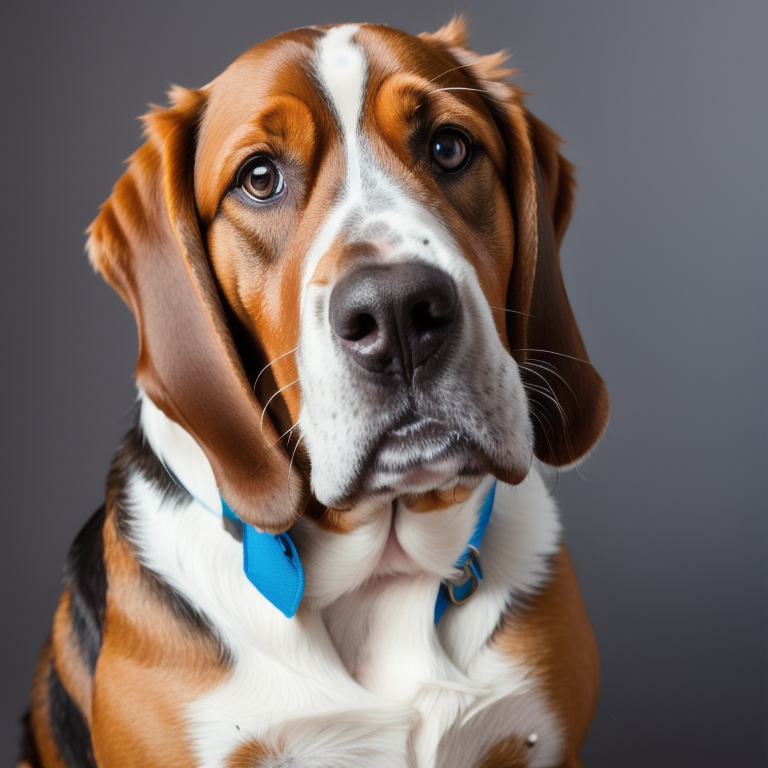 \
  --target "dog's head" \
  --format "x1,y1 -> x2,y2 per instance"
87,19 -> 609,532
